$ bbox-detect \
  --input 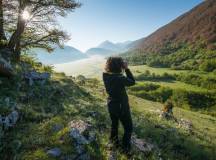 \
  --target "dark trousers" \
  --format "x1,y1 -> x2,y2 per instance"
107,100 -> 133,150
